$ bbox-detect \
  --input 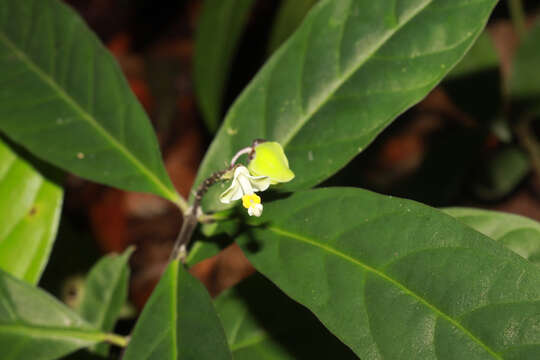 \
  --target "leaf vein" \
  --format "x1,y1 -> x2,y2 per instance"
266,225 -> 503,359
0,29 -> 177,203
